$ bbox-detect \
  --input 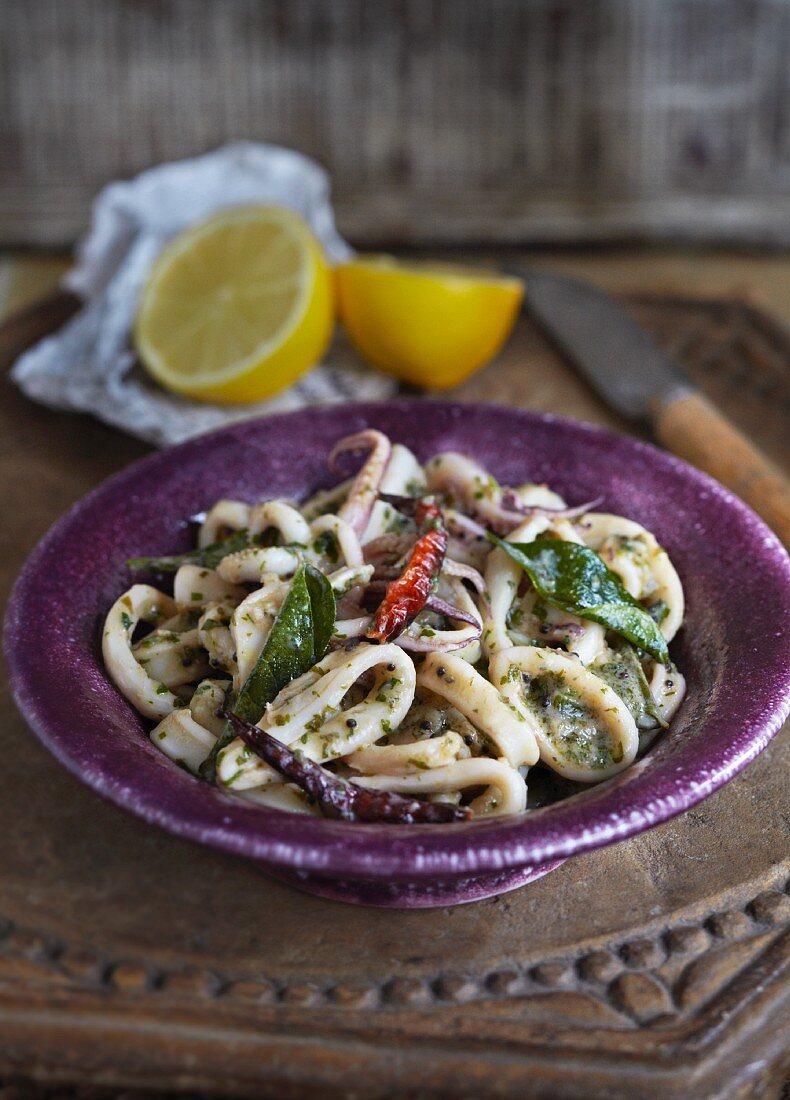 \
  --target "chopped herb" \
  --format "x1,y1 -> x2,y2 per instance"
384,510 -> 408,534
526,674 -> 619,769
374,676 -> 401,703
646,599 -> 670,625
312,530 -> 339,564
305,704 -> 339,733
